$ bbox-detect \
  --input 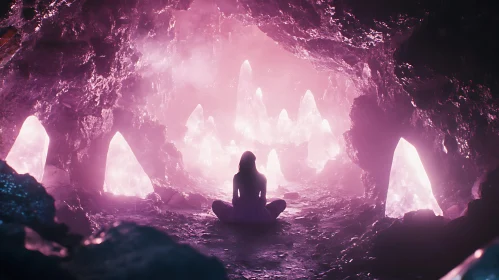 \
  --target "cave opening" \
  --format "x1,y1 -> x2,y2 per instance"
386,138 -> 443,218
1,0 -> 498,279
103,132 -> 154,198
5,115 -> 49,182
